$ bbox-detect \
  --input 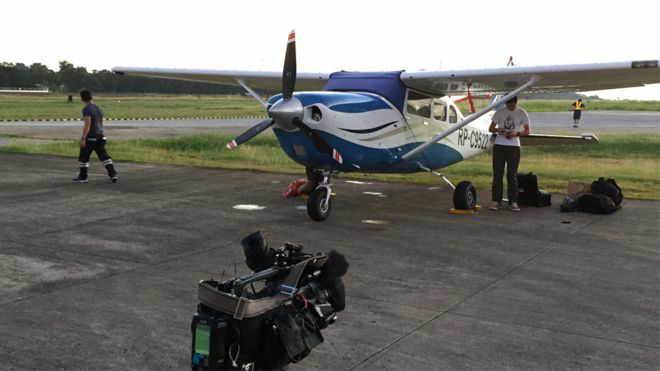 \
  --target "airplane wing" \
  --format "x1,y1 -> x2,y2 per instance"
113,59 -> 658,95
401,60 -> 659,96
521,133 -> 599,145
111,67 -> 329,91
